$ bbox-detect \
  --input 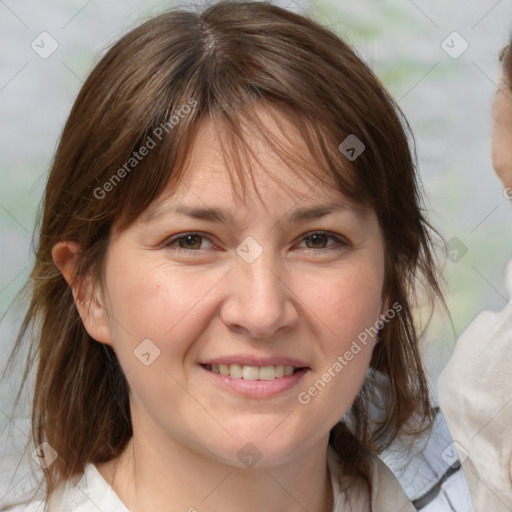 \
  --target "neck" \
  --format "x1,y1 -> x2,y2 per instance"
97,424 -> 334,512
